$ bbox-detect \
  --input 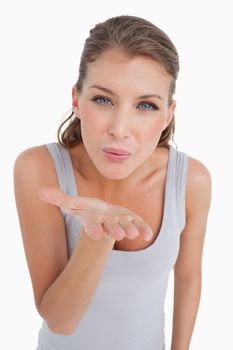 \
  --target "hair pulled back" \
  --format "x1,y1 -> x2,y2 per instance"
58,15 -> 180,149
